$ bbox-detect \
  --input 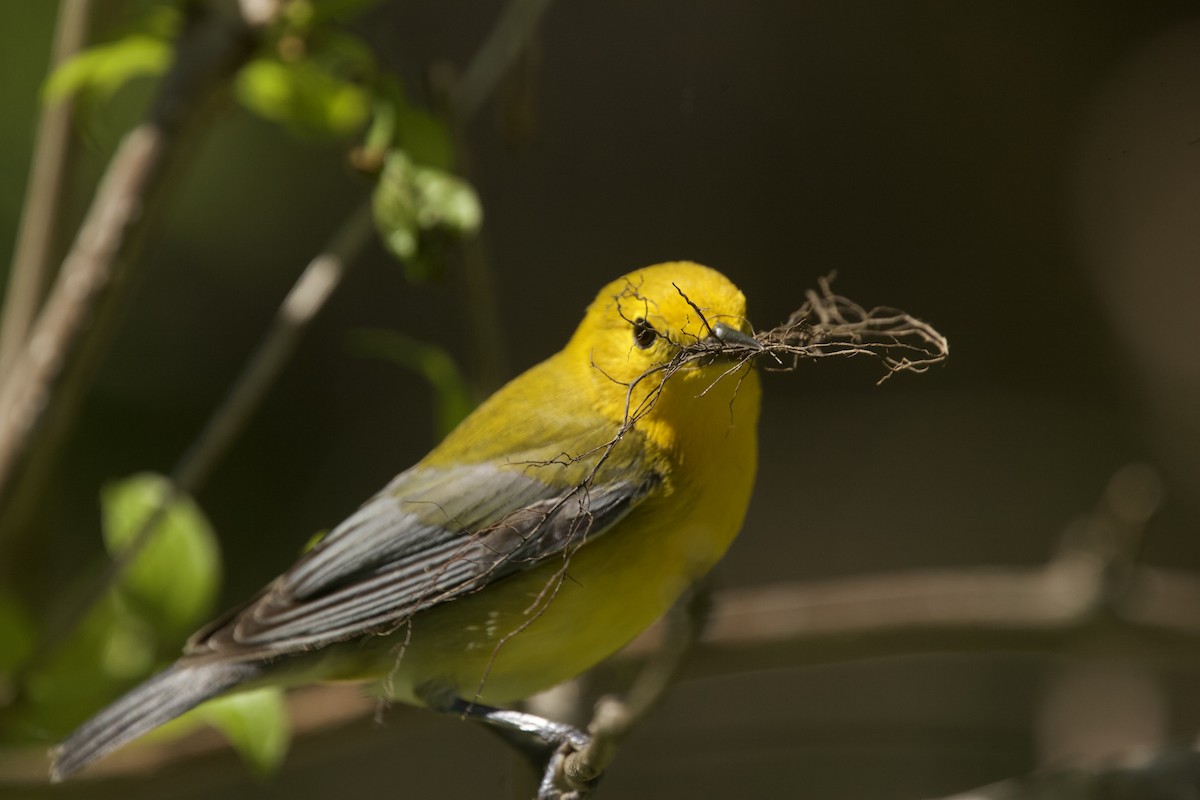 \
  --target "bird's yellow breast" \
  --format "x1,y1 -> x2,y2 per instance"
366,359 -> 760,706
